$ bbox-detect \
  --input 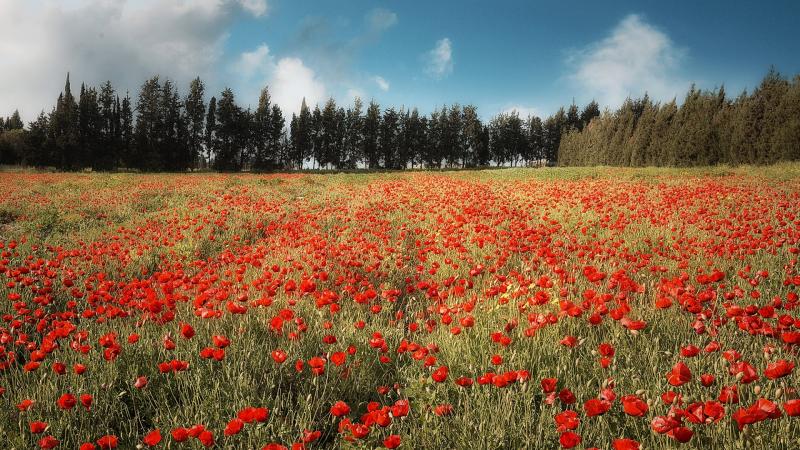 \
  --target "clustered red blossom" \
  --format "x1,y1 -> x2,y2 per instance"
0,172 -> 799,448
